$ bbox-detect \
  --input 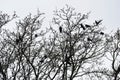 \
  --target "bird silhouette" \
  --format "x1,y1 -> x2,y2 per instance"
35,34 -> 38,37
100,32 -> 104,35
40,59 -> 44,63
87,37 -> 92,41
95,20 -> 102,25
44,55 -> 47,59
80,24 -> 85,30
59,26 -> 62,33
85,24 -> 91,28
16,39 -> 19,45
